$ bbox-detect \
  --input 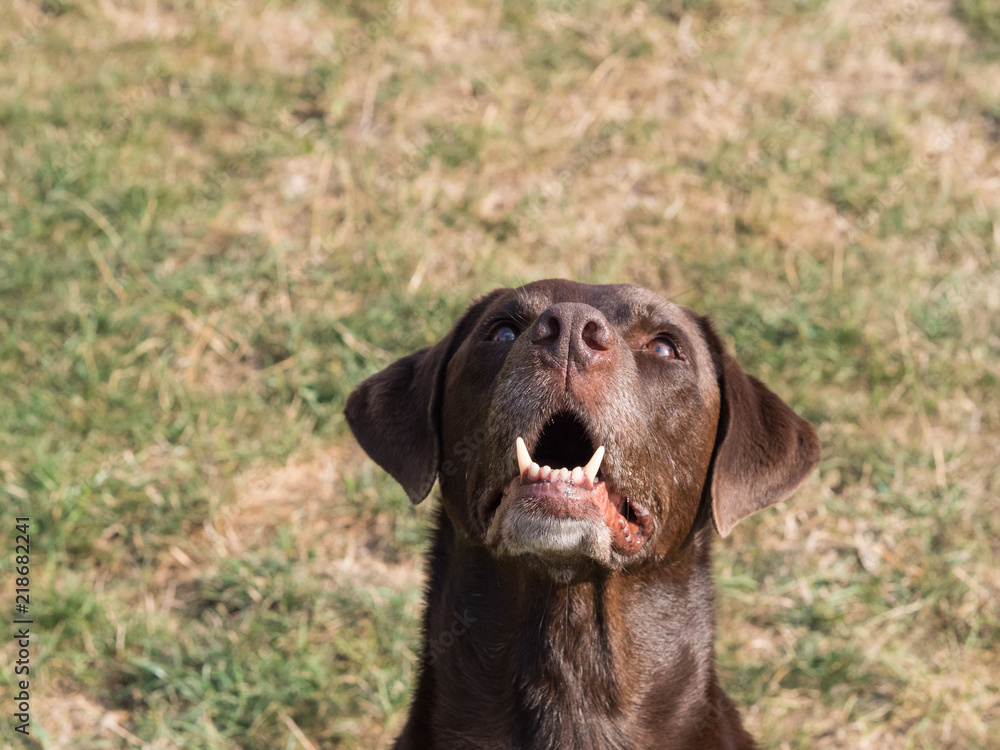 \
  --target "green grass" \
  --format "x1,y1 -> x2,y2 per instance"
1,0 -> 999,747
955,0 -> 1000,59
